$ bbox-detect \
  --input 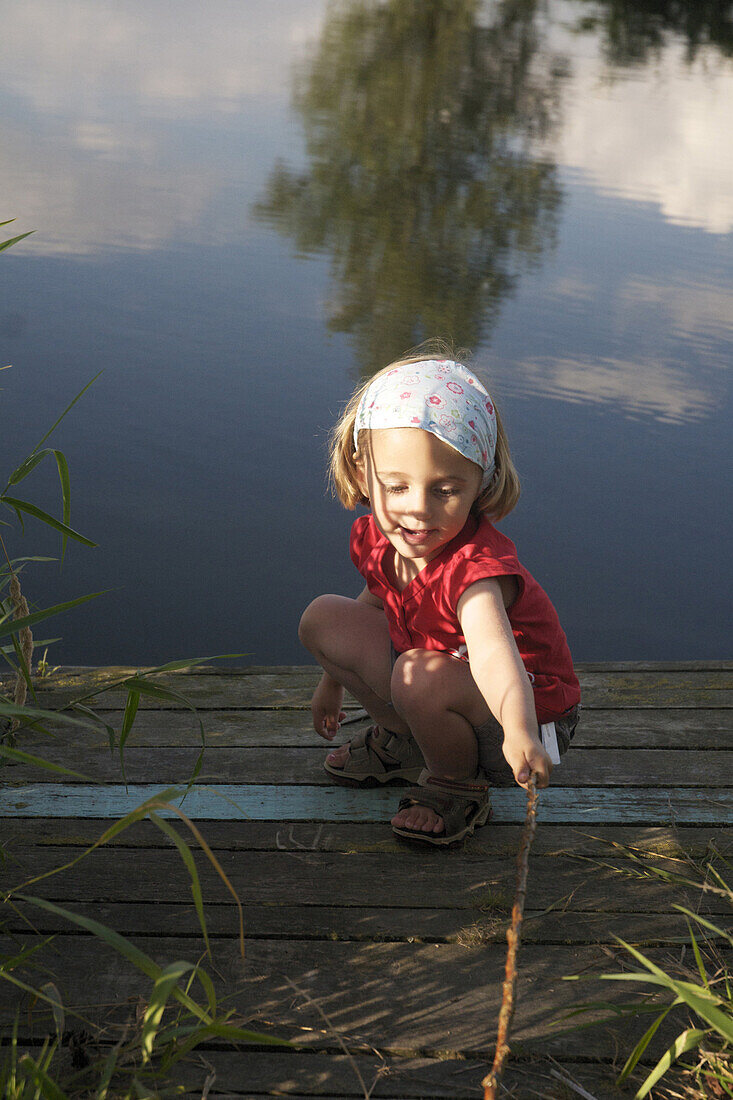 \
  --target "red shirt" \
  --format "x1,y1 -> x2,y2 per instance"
350,513 -> 580,723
